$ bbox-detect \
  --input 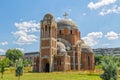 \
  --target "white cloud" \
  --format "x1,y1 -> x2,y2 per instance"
83,31 -> 119,46
56,17 -> 63,22
0,49 -> 6,53
0,41 -> 8,46
99,5 -> 120,16
82,36 -> 98,46
105,31 -> 119,40
13,30 -> 37,45
16,48 -> 24,52
56,17 -> 73,22
14,20 -> 40,32
13,20 -> 39,45
82,32 -> 103,46
87,32 -> 103,38
88,0 -> 117,10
